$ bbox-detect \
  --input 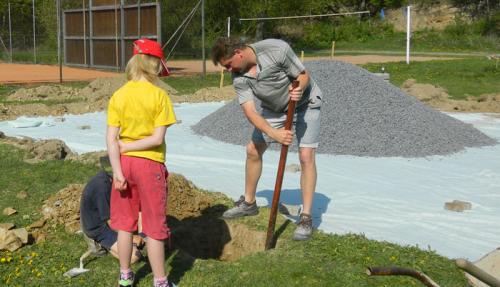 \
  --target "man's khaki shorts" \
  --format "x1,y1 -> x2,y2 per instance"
252,96 -> 322,148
